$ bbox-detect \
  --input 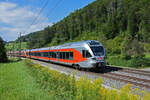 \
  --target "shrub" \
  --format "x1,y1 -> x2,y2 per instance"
24,59 -> 150,100
106,56 -> 150,68
129,58 -> 150,68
